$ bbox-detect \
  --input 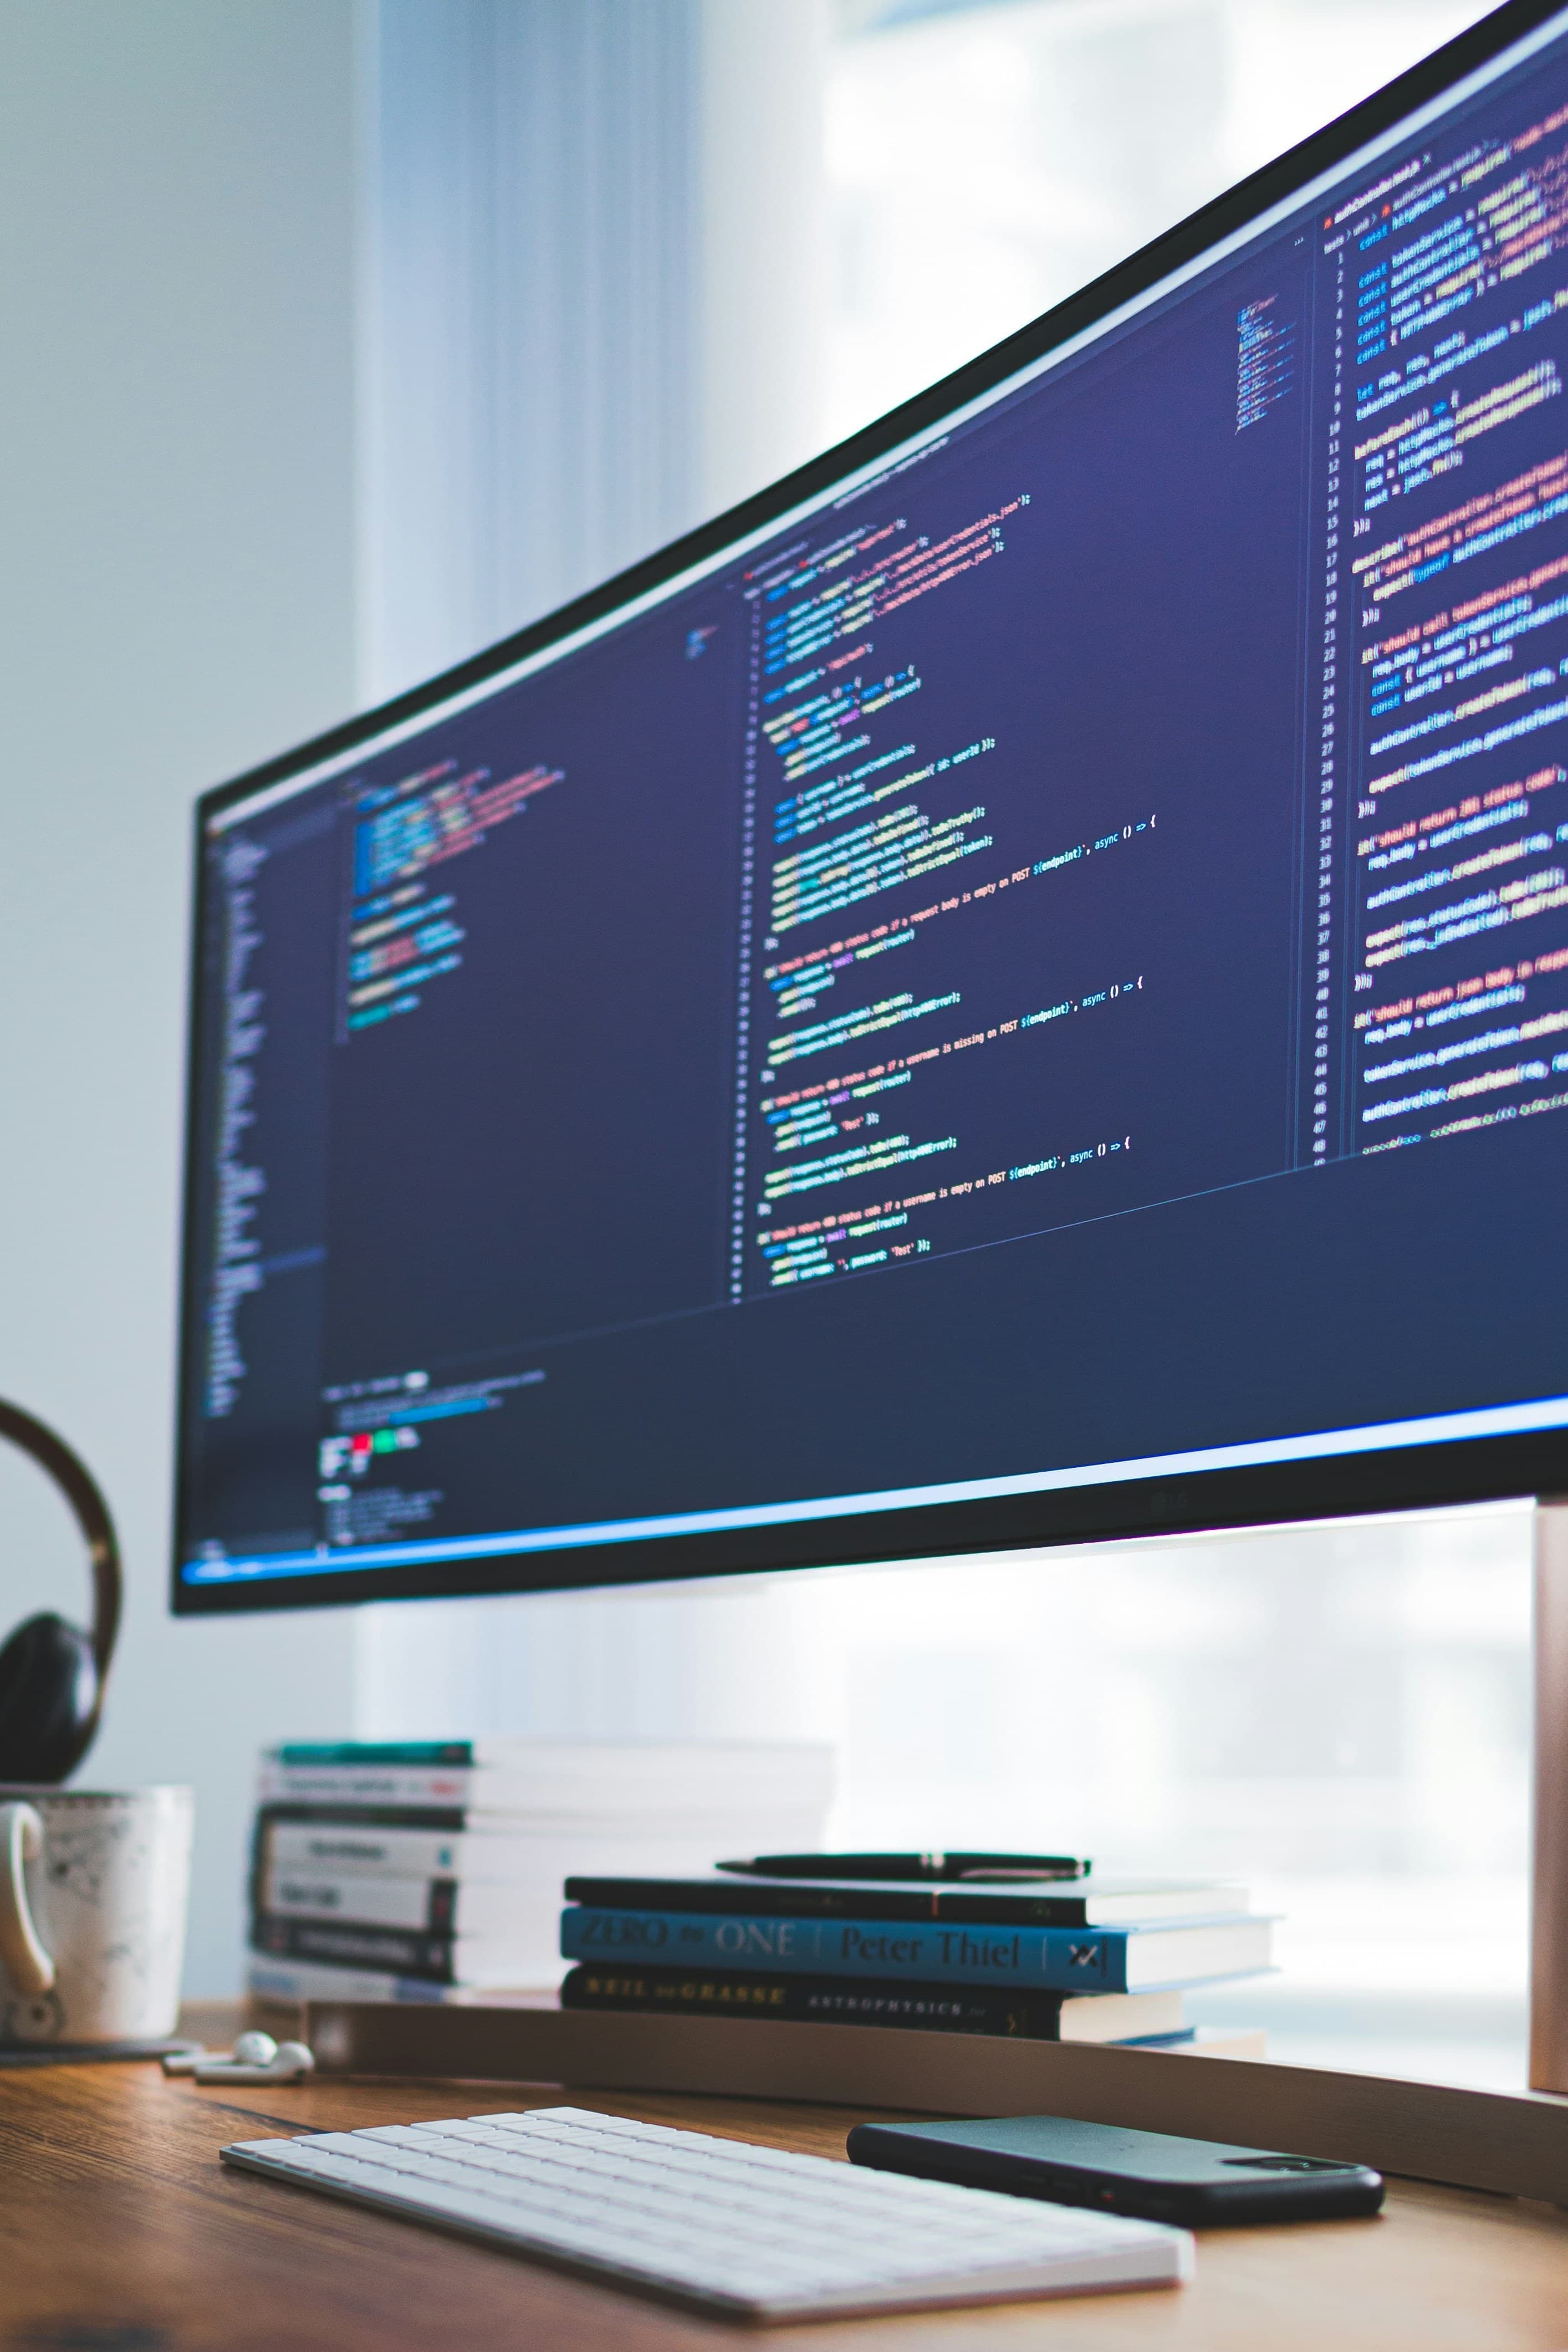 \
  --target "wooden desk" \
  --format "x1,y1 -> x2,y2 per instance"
3,2006 -> 1567,2350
